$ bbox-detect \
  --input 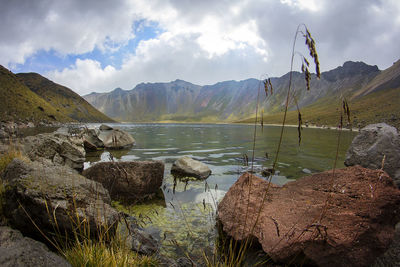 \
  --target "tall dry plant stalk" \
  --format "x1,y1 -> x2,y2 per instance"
213,24 -> 323,266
